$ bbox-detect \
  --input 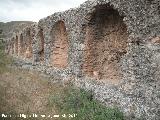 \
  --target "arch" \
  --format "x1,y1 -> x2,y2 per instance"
15,35 -> 18,54
50,21 -> 69,68
6,42 -> 10,54
9,38 -> 14,55
8,41 -> 12,54
25,29 -> 33,58
83,4 -> 128,82
19,33 -> 25,56
11,38 -> 14,54
38,29 -> 44,62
